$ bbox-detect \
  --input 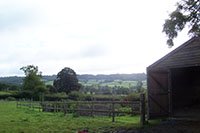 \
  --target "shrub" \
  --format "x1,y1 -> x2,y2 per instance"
84,94 -> 92,101
72,112 -> 80,117
0,91 -> 18,100
17,91 -> 33,99
123,93 -> 140,101
68,91 -> 84,101
6,96 -> 16,101
46,85 -> 57,93
44,93 -> 68,101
